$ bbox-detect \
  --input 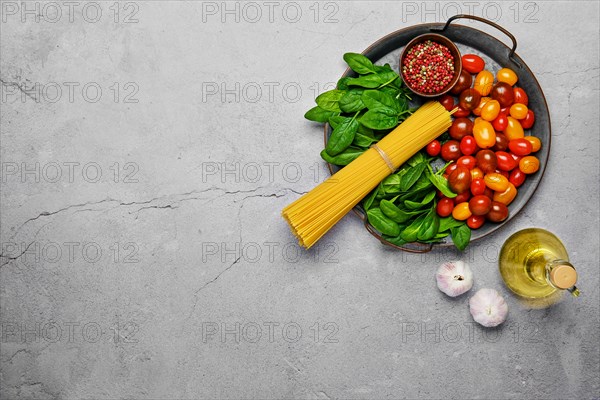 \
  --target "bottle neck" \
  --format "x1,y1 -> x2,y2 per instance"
545,260 -> 580,297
